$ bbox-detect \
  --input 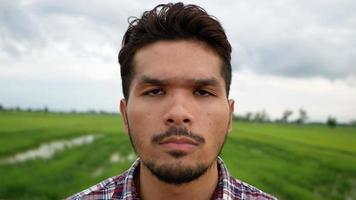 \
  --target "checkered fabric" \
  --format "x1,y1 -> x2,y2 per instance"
67,157 -> 277,200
